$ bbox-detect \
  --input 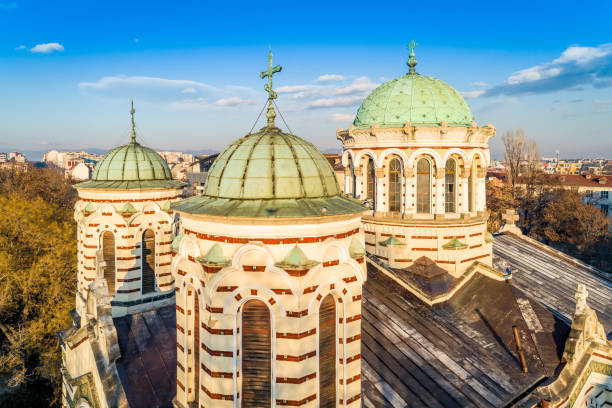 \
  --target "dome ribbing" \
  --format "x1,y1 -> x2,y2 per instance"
353,73 -> 474,127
